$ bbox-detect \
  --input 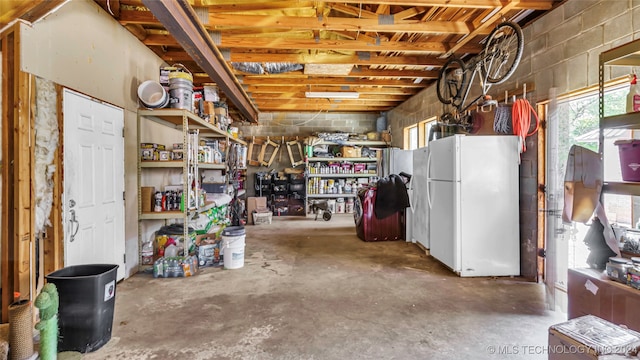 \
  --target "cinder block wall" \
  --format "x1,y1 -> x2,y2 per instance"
237,111 -> 378,138
387,0 -> 640,281
236,111 -> 378,203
